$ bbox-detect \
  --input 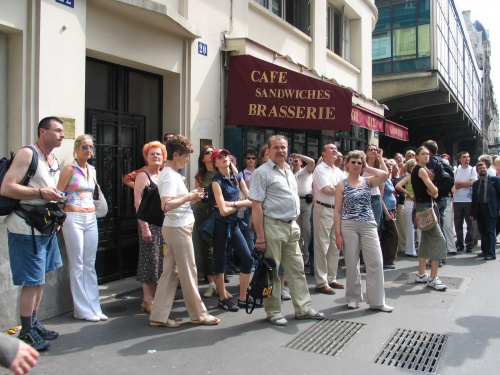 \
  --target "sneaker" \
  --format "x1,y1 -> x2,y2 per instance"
218,298 -> 239,312
33,320 -> 58,340
19,326 -> 51,351
415,273 -> 429,283
203,285 -> 216,298
281,287 -> 291,300
427,276 -> 447,291
369,304 -> 394,313
347,301 -> 359,309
